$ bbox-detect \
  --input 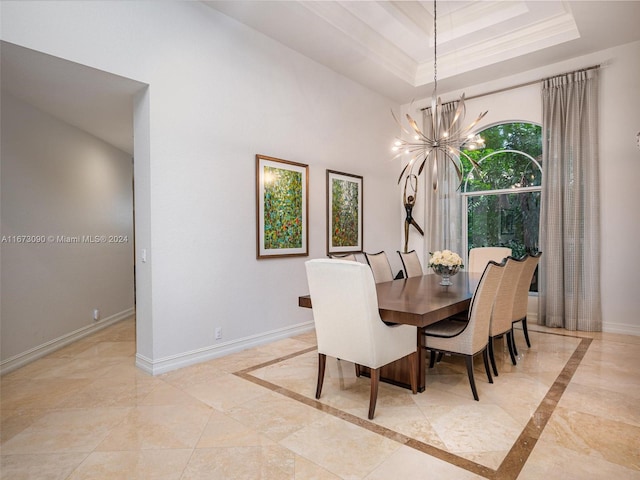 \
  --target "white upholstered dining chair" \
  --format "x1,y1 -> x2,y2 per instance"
397,250 -> 423,278
468,247 -> 512,273
422,260 -> 506,401
363,251 -> 394,283
305,259 -> 417,419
